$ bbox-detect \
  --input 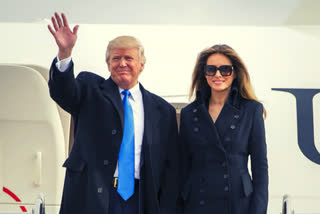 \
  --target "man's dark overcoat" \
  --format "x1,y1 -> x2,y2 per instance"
49,59 -> 179,214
